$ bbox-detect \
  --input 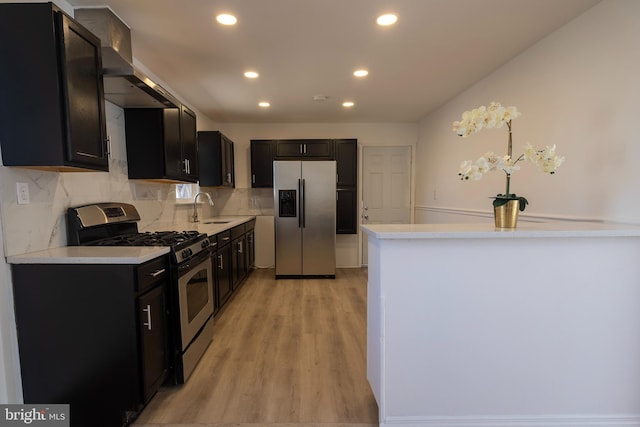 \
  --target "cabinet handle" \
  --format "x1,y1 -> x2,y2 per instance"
105,136 -> 111,157
148,268 -> 166,278
299,144 -> 303,154
252,174 -> 255,184
227,172 -> 232,183
222,236 -> 230,241
303,144 -> 307,154
238,241 -> 243,254
218,254 -> 224,269
143,305 -> 152,331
